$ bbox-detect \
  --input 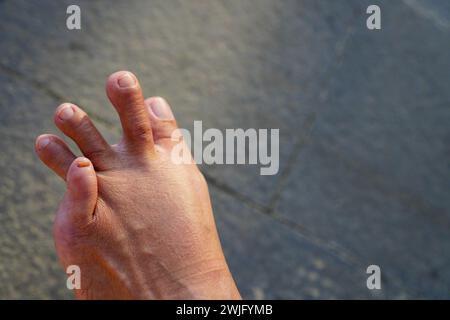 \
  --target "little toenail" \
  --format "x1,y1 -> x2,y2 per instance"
38,137 -> 51,150
117,72 -> 136,88
76,159 -> 91,168
58,105 -> 74,120
150,98 -> 174,120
